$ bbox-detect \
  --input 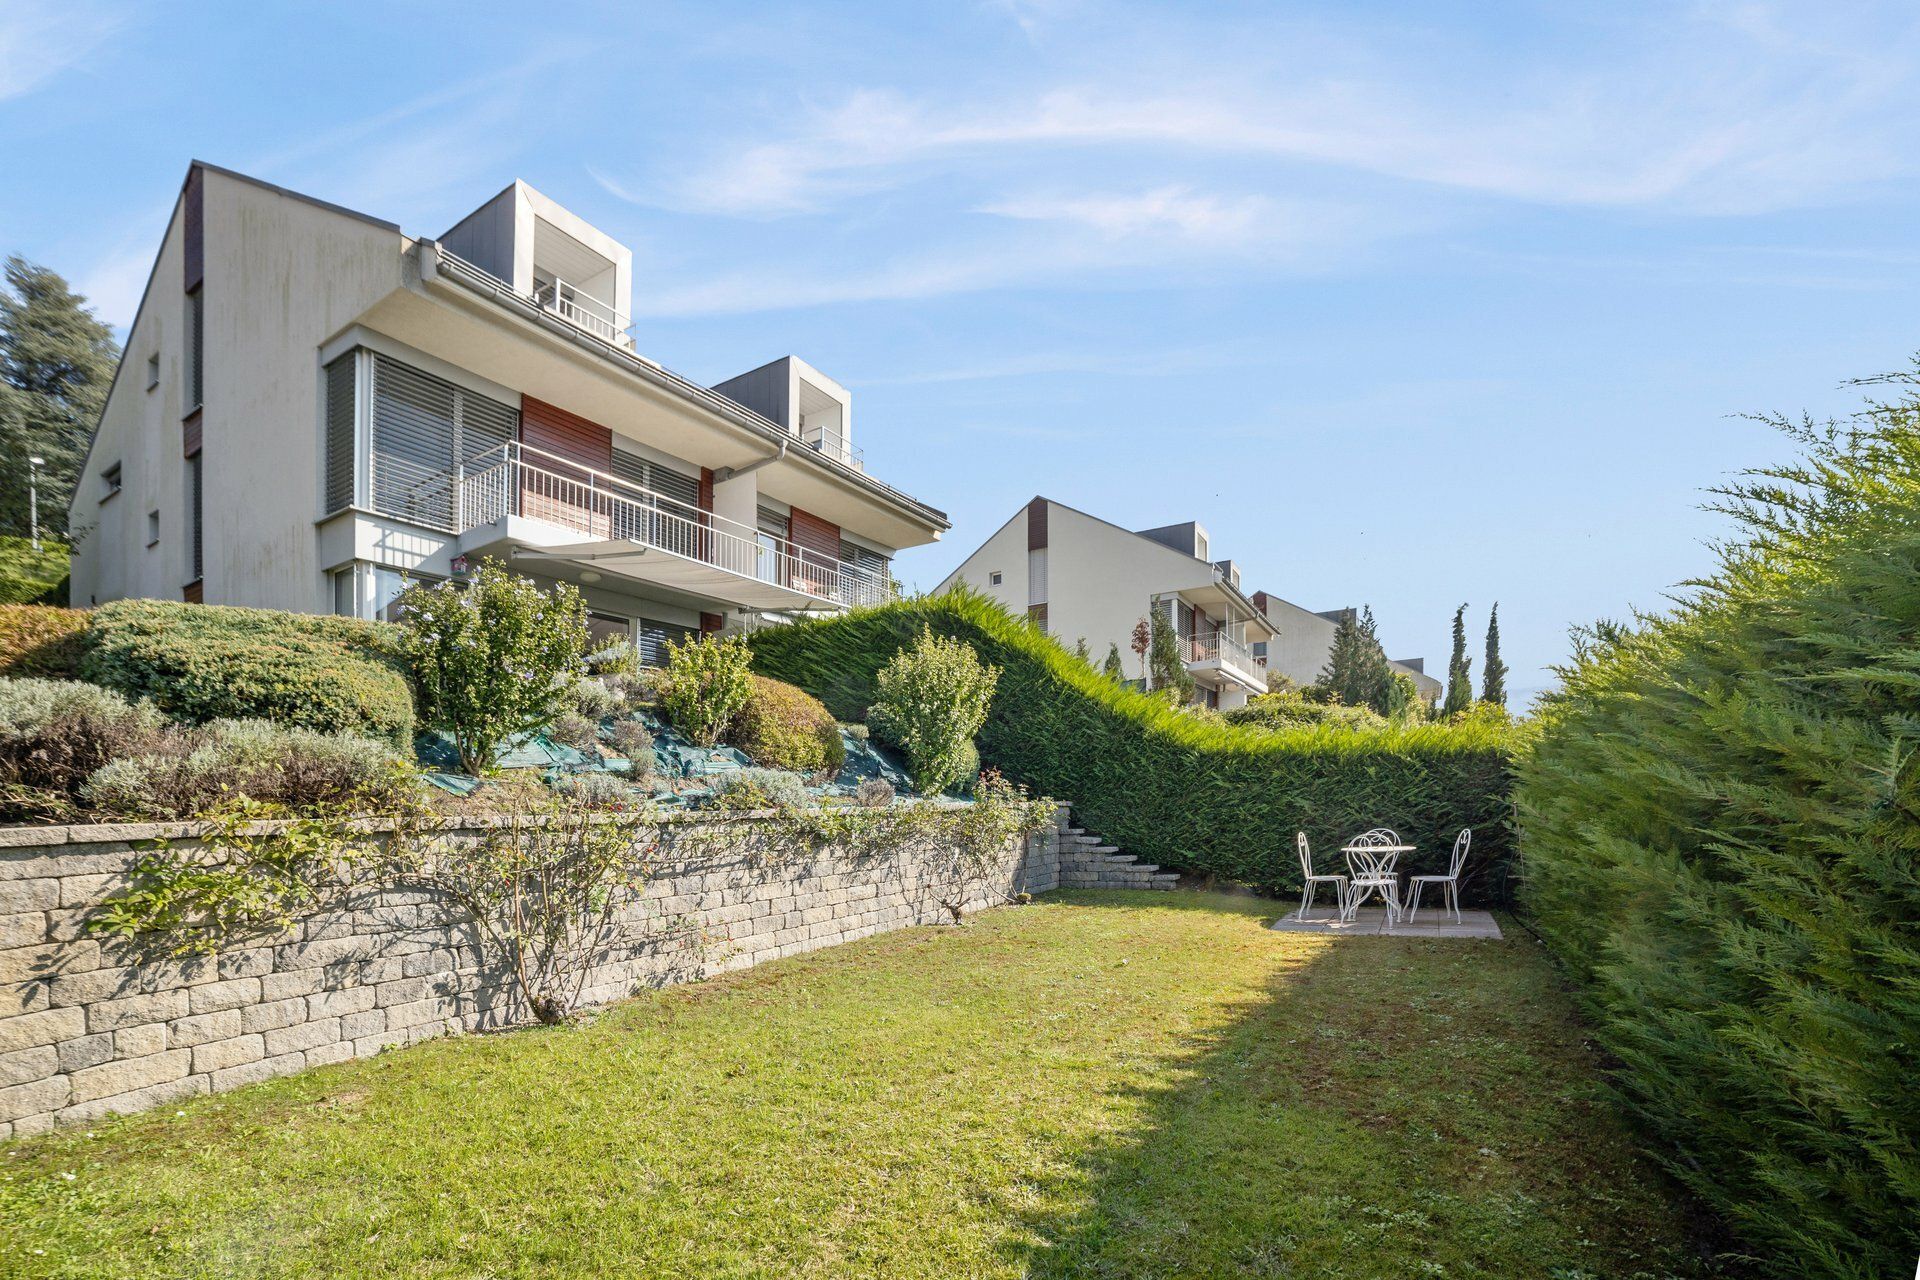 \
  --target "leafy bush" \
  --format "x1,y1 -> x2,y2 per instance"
854,777 -> 894,808
80,719 -> 408,818
80,599 -> 413,746
1224,691 -> 1387,733
0,536 -> 70,606
568,677 -> 621,721
0,677 -> 162,819
731,674 -> 845,776
708,767 -> 808,811
587,638 -> 642,678
607,719 -> 655,779
867,628 -> 999,796
657,632 -> 753,747
748,591 -> 1516,899
399,562 -> 588,774
947,740 -> 980,795
0,604 -> 87,677
1518,384 -> 1920,1277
